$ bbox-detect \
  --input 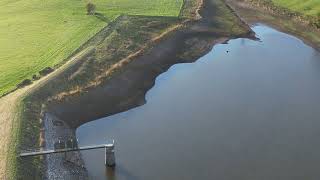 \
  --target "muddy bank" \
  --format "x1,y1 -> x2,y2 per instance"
48,0 -> 254,128
77,24 -> 320,180
15,15 -> 184,180
20,0 -> 254,178
225,0 -> 320,51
